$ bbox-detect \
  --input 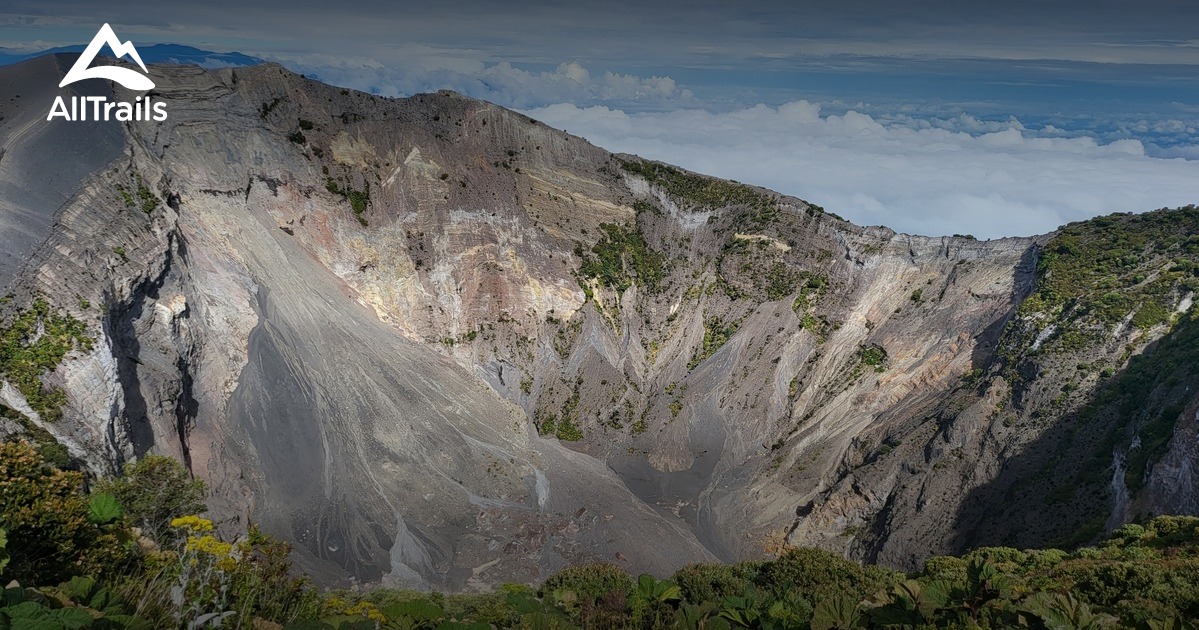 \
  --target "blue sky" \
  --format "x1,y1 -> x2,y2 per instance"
2,0 -> 1197,237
